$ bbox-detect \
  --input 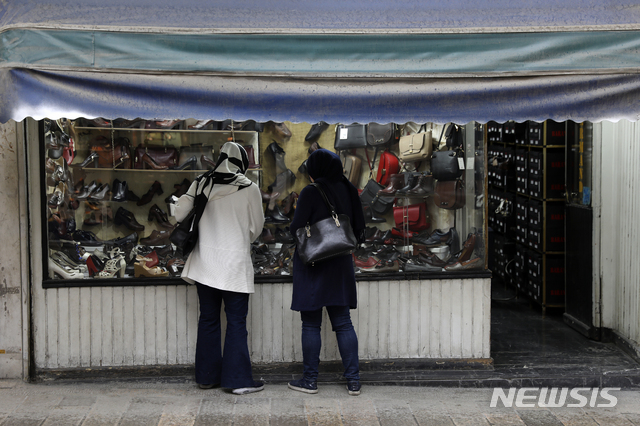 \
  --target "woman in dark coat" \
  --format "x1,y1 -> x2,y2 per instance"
288,148 -> 366,396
